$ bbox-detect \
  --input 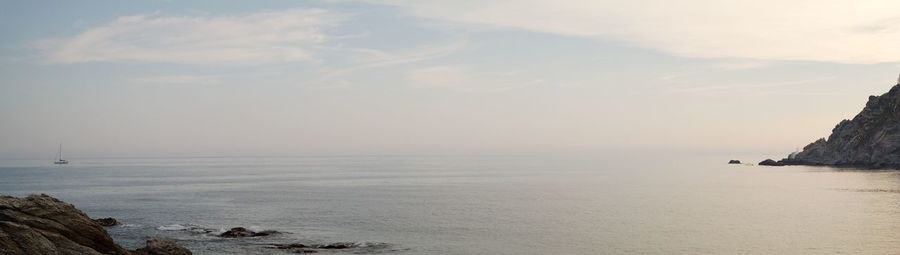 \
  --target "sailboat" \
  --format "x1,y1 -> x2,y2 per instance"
53,144 -> 68,165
